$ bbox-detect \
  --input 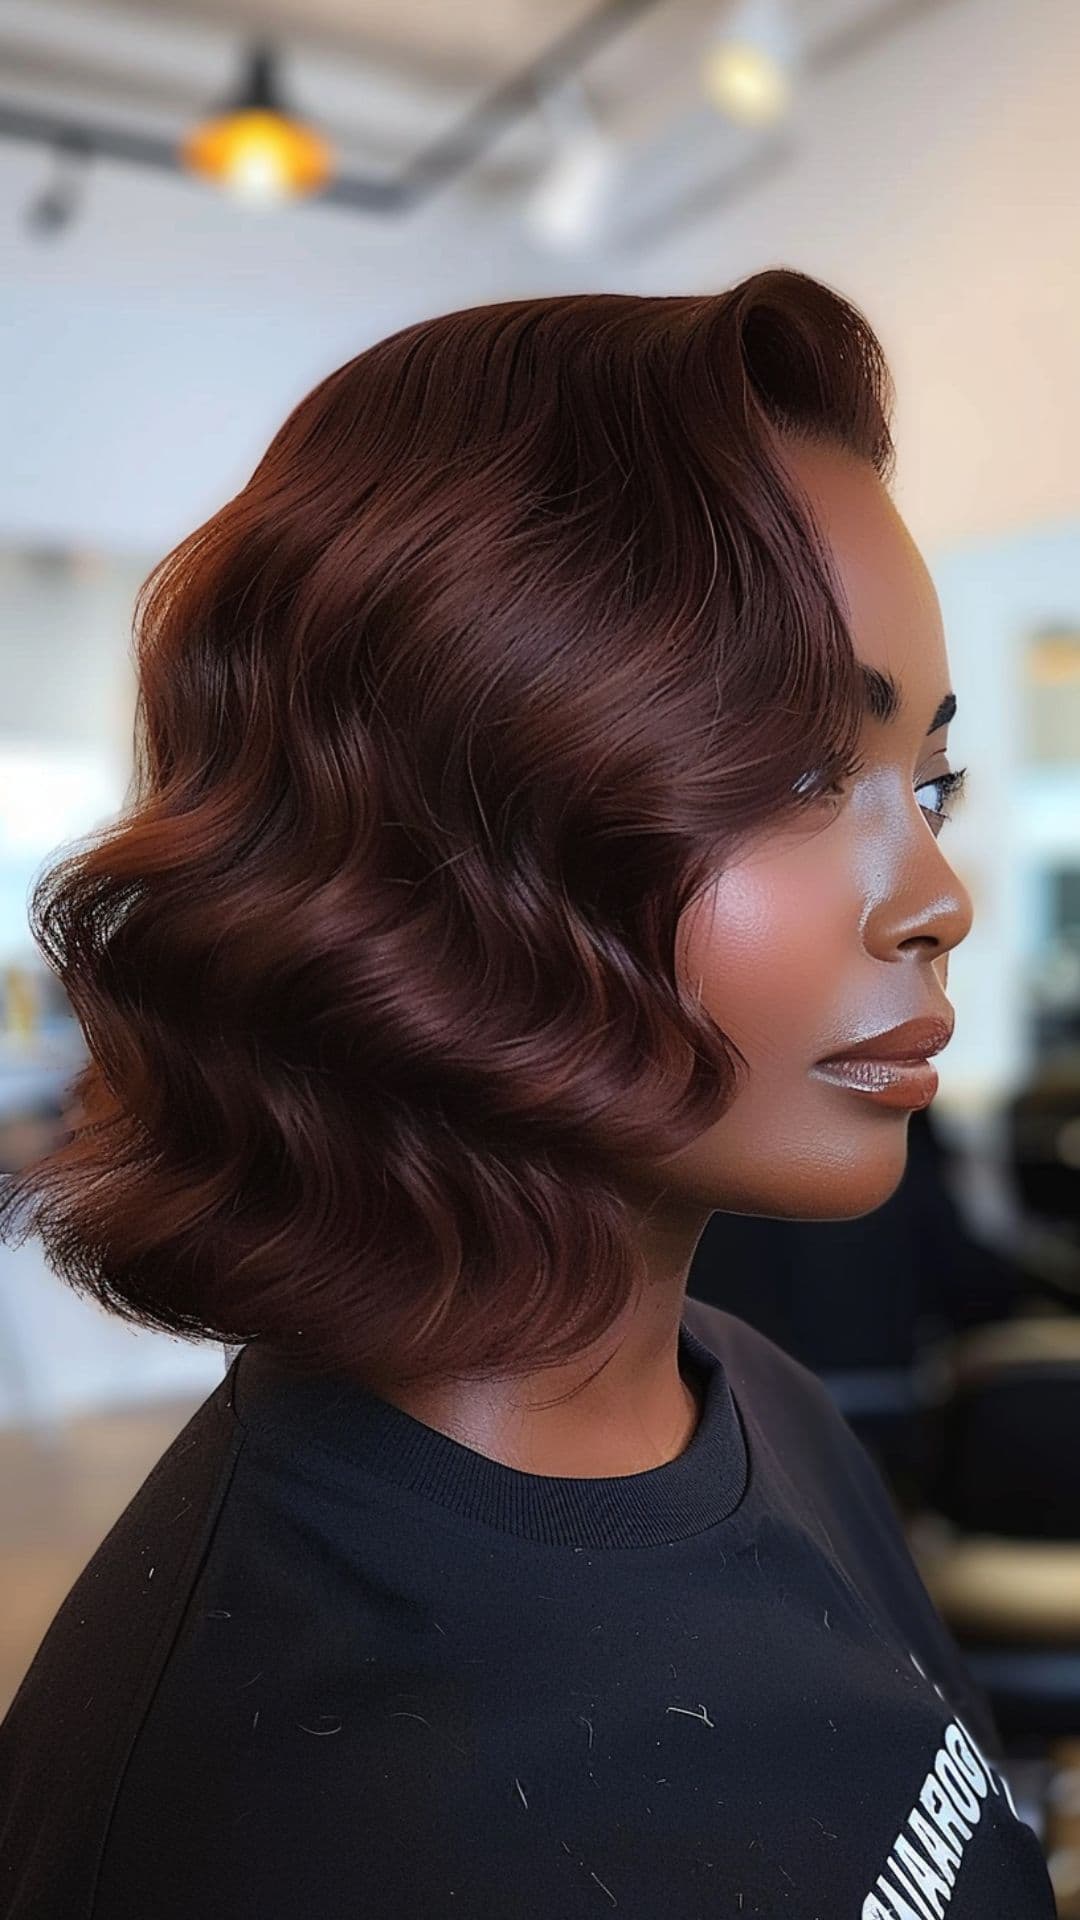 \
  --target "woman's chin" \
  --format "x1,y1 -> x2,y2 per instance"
700,1125 -> 912,1222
